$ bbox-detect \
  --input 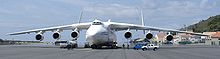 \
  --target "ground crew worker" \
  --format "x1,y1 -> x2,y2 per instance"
127,44 -> 129,49
122,44 -> 125,49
